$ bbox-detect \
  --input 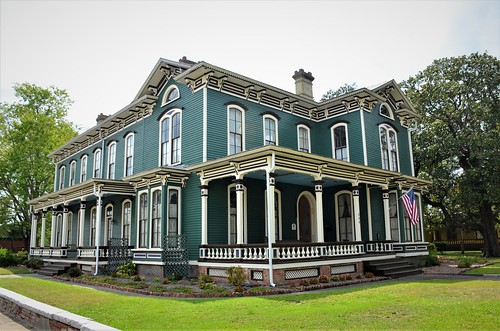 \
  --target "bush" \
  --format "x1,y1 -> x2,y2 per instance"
202,286 -> 230,295
198,274 -> 214,289
299,279 -> 310,286
169,286 -> 194,294
226,266 -> 246,287
331,276 -> 340,282
161,278 -> 170,285
153,277 -> 160,283
116,262 -> 137,277
25,257 -> 44,269
309,278 -> 319,285
423,255 -> 440,267
15,250 -> 29,265
434,241 -> 447,253
428,243 -> 437,254
167,273 -> 183,282
67,266 -> 82,278
318,275 -> 329,283
148,285 -> 166,293
364,272 -> 374,278
0,248 -> 18,267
